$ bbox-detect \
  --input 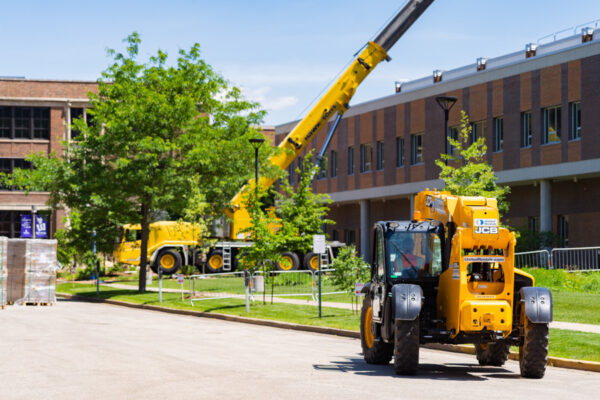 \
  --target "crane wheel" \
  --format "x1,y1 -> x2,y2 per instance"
360,295 -> 392,364
394,318 -> 420,375
519,322 -> 549,378
155,249 -> 182,275
475,342 -> 510,366
303,252 -> 320,271
277,252 -> 300,271
206,250 -> 224,273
